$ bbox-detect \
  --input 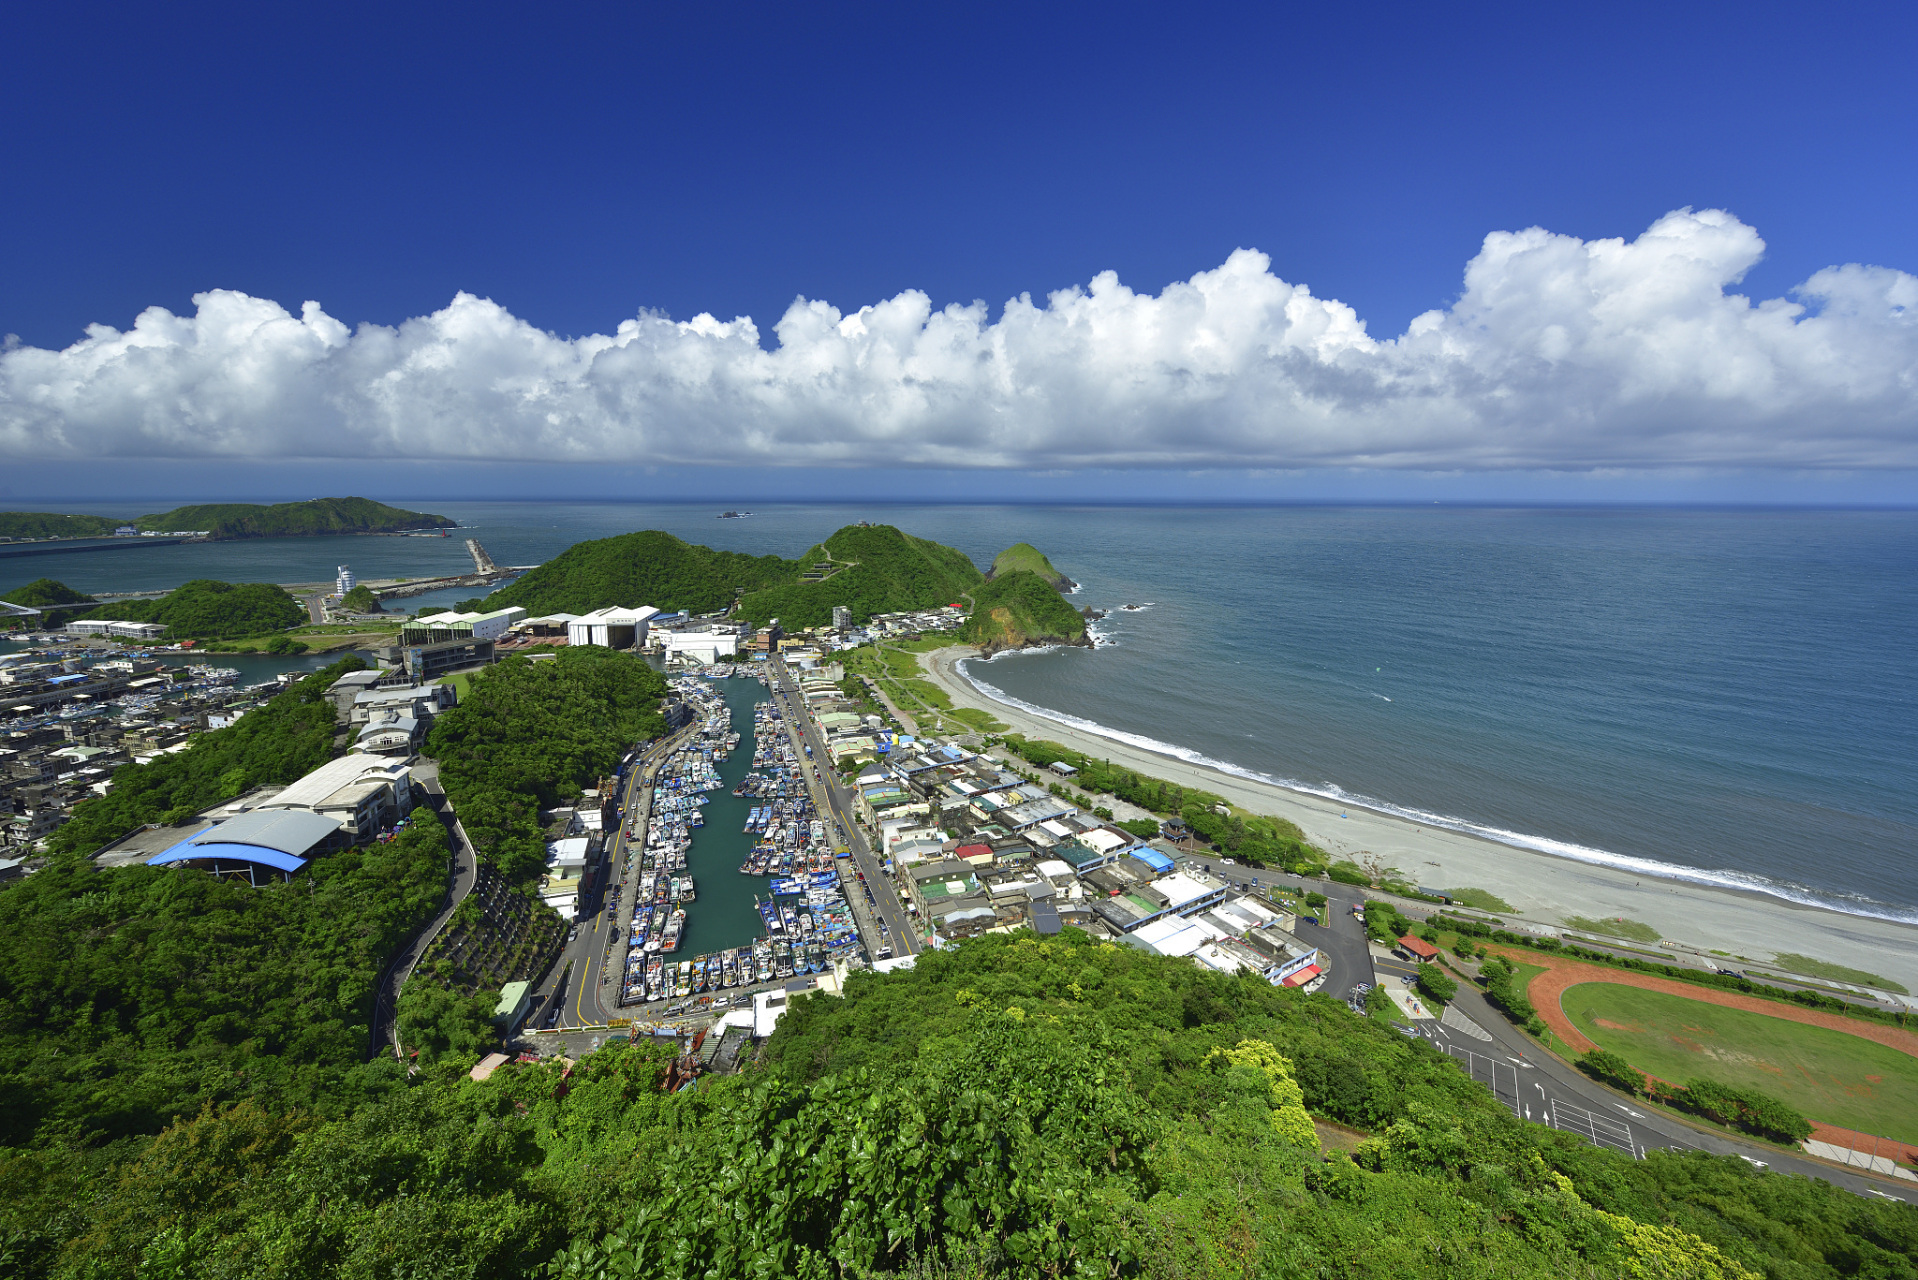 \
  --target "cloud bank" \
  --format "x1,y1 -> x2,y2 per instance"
4,208 -> 1914,471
